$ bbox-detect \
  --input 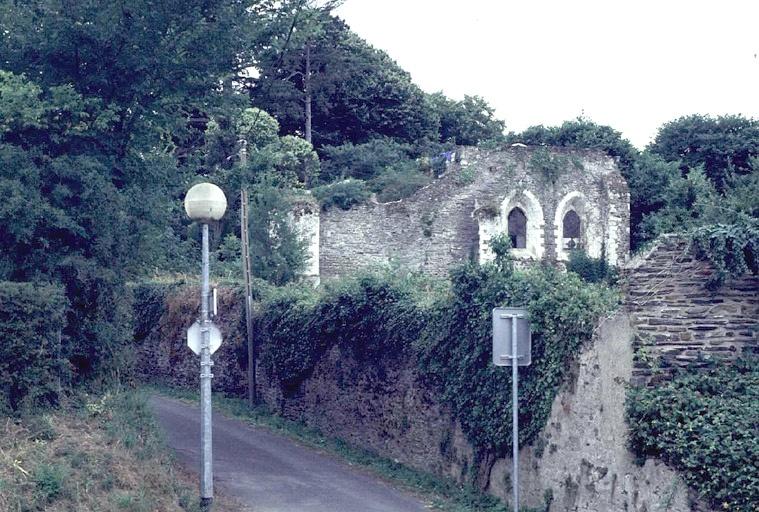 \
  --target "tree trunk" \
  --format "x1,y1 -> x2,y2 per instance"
304,41 -> 312,145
